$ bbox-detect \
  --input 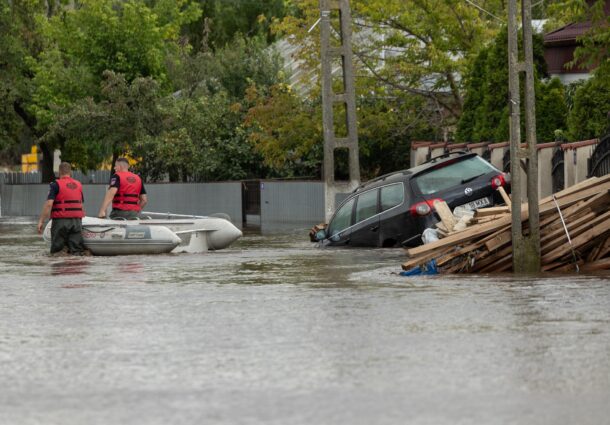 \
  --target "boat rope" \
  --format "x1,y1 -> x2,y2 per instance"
552,195 -> 579,273
82,226 -> 116,233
